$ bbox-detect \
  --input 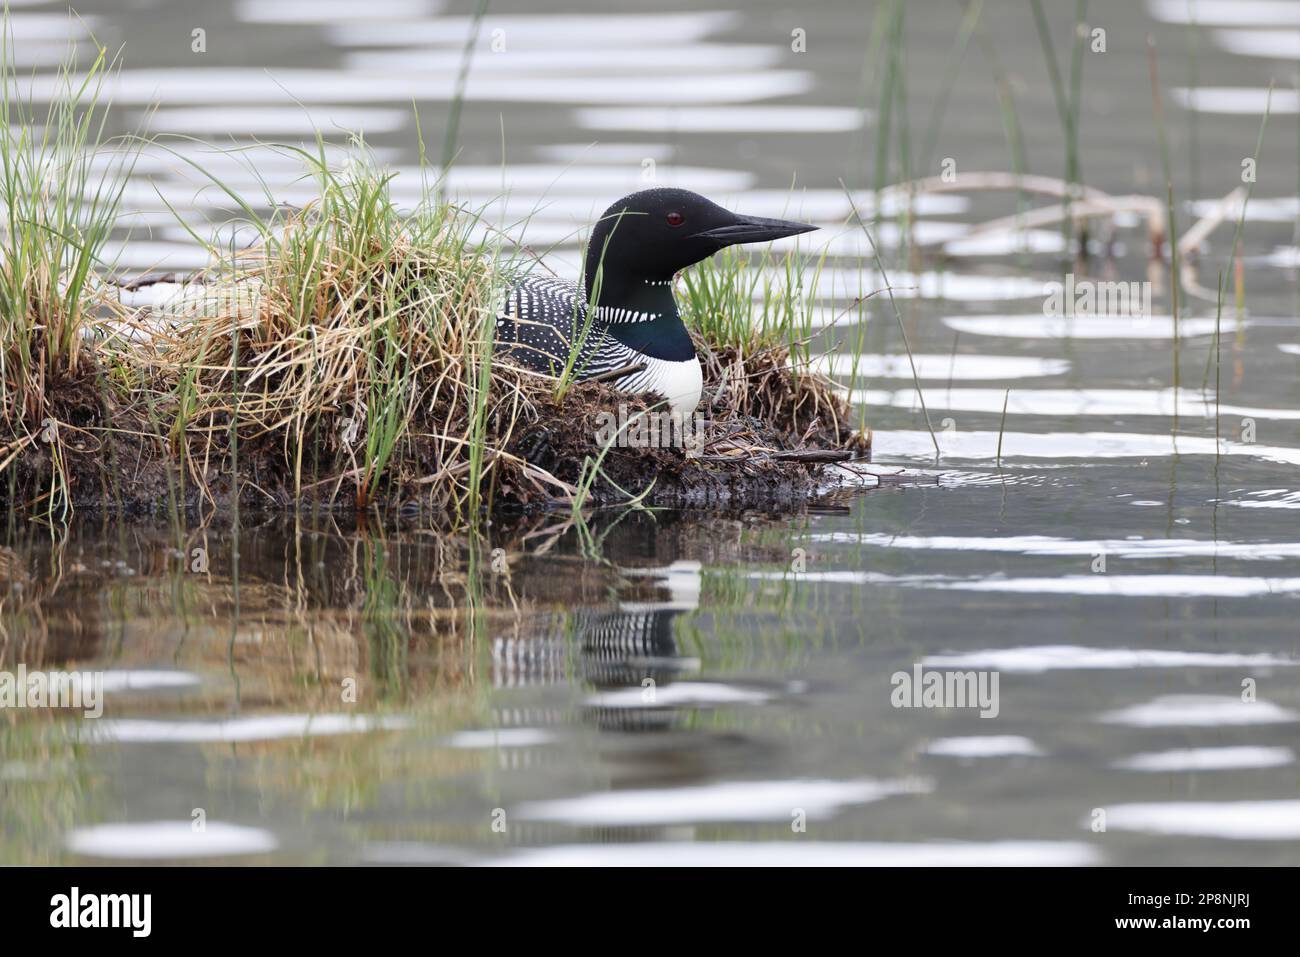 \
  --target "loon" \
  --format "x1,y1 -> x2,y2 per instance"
494,188 -> 816,416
